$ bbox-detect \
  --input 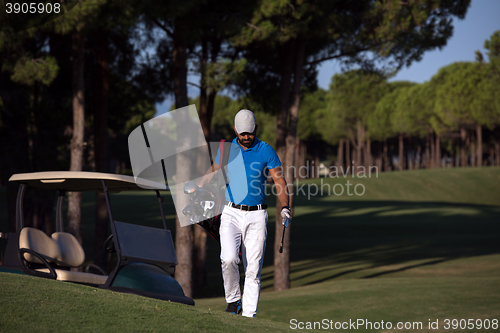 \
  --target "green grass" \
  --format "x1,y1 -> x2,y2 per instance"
293,166 -> 500,205
2,270 -> 499,332
0,272 -> 294,333
198,275 -> 500,330
1,167 -> 499,331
